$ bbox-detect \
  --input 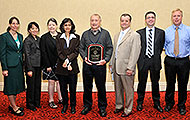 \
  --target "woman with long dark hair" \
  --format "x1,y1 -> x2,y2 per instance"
41,18 -> 63,109
55,18 -> 80,114
0,17 -> 25,116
